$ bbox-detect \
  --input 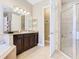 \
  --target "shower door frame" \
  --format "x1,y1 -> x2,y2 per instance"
60,3 -> 77,59
72,4 -> 77,59
73,3 -> 79,59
